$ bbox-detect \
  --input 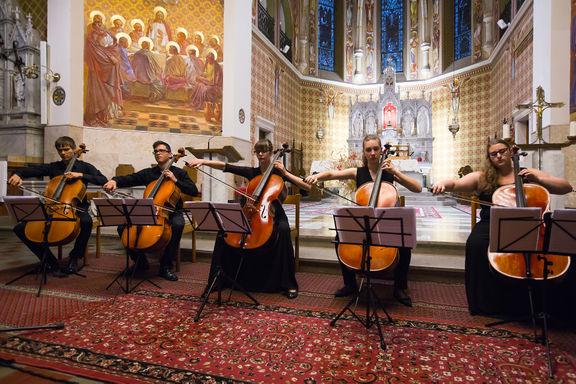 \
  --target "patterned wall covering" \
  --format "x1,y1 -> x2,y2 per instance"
83,0 -> 223,134
251,34 -> 302,165
17,0 -> 46,41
